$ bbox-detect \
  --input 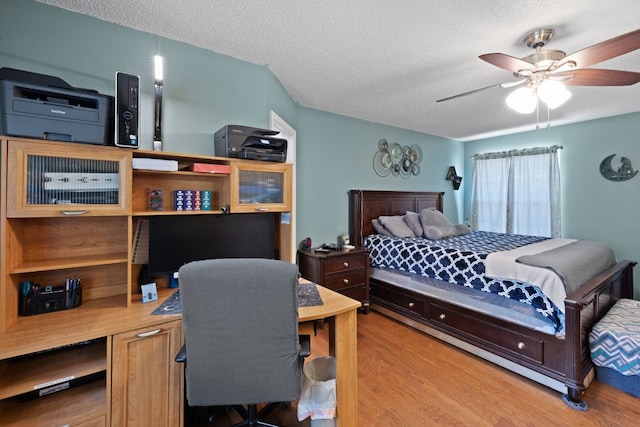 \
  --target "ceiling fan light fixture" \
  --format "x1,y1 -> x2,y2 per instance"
506,87 -> 537,114
538,79 -> 571,109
